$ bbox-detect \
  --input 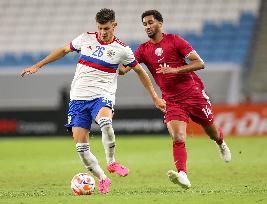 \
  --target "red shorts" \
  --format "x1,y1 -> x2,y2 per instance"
164,89 -> 214,126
